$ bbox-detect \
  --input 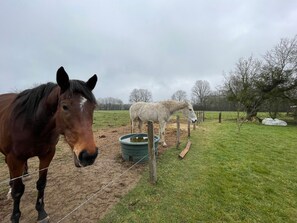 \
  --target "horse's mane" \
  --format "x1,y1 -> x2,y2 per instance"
12,83 -> 57,121
12,80 -> 96,121
159,100 -> 187,107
